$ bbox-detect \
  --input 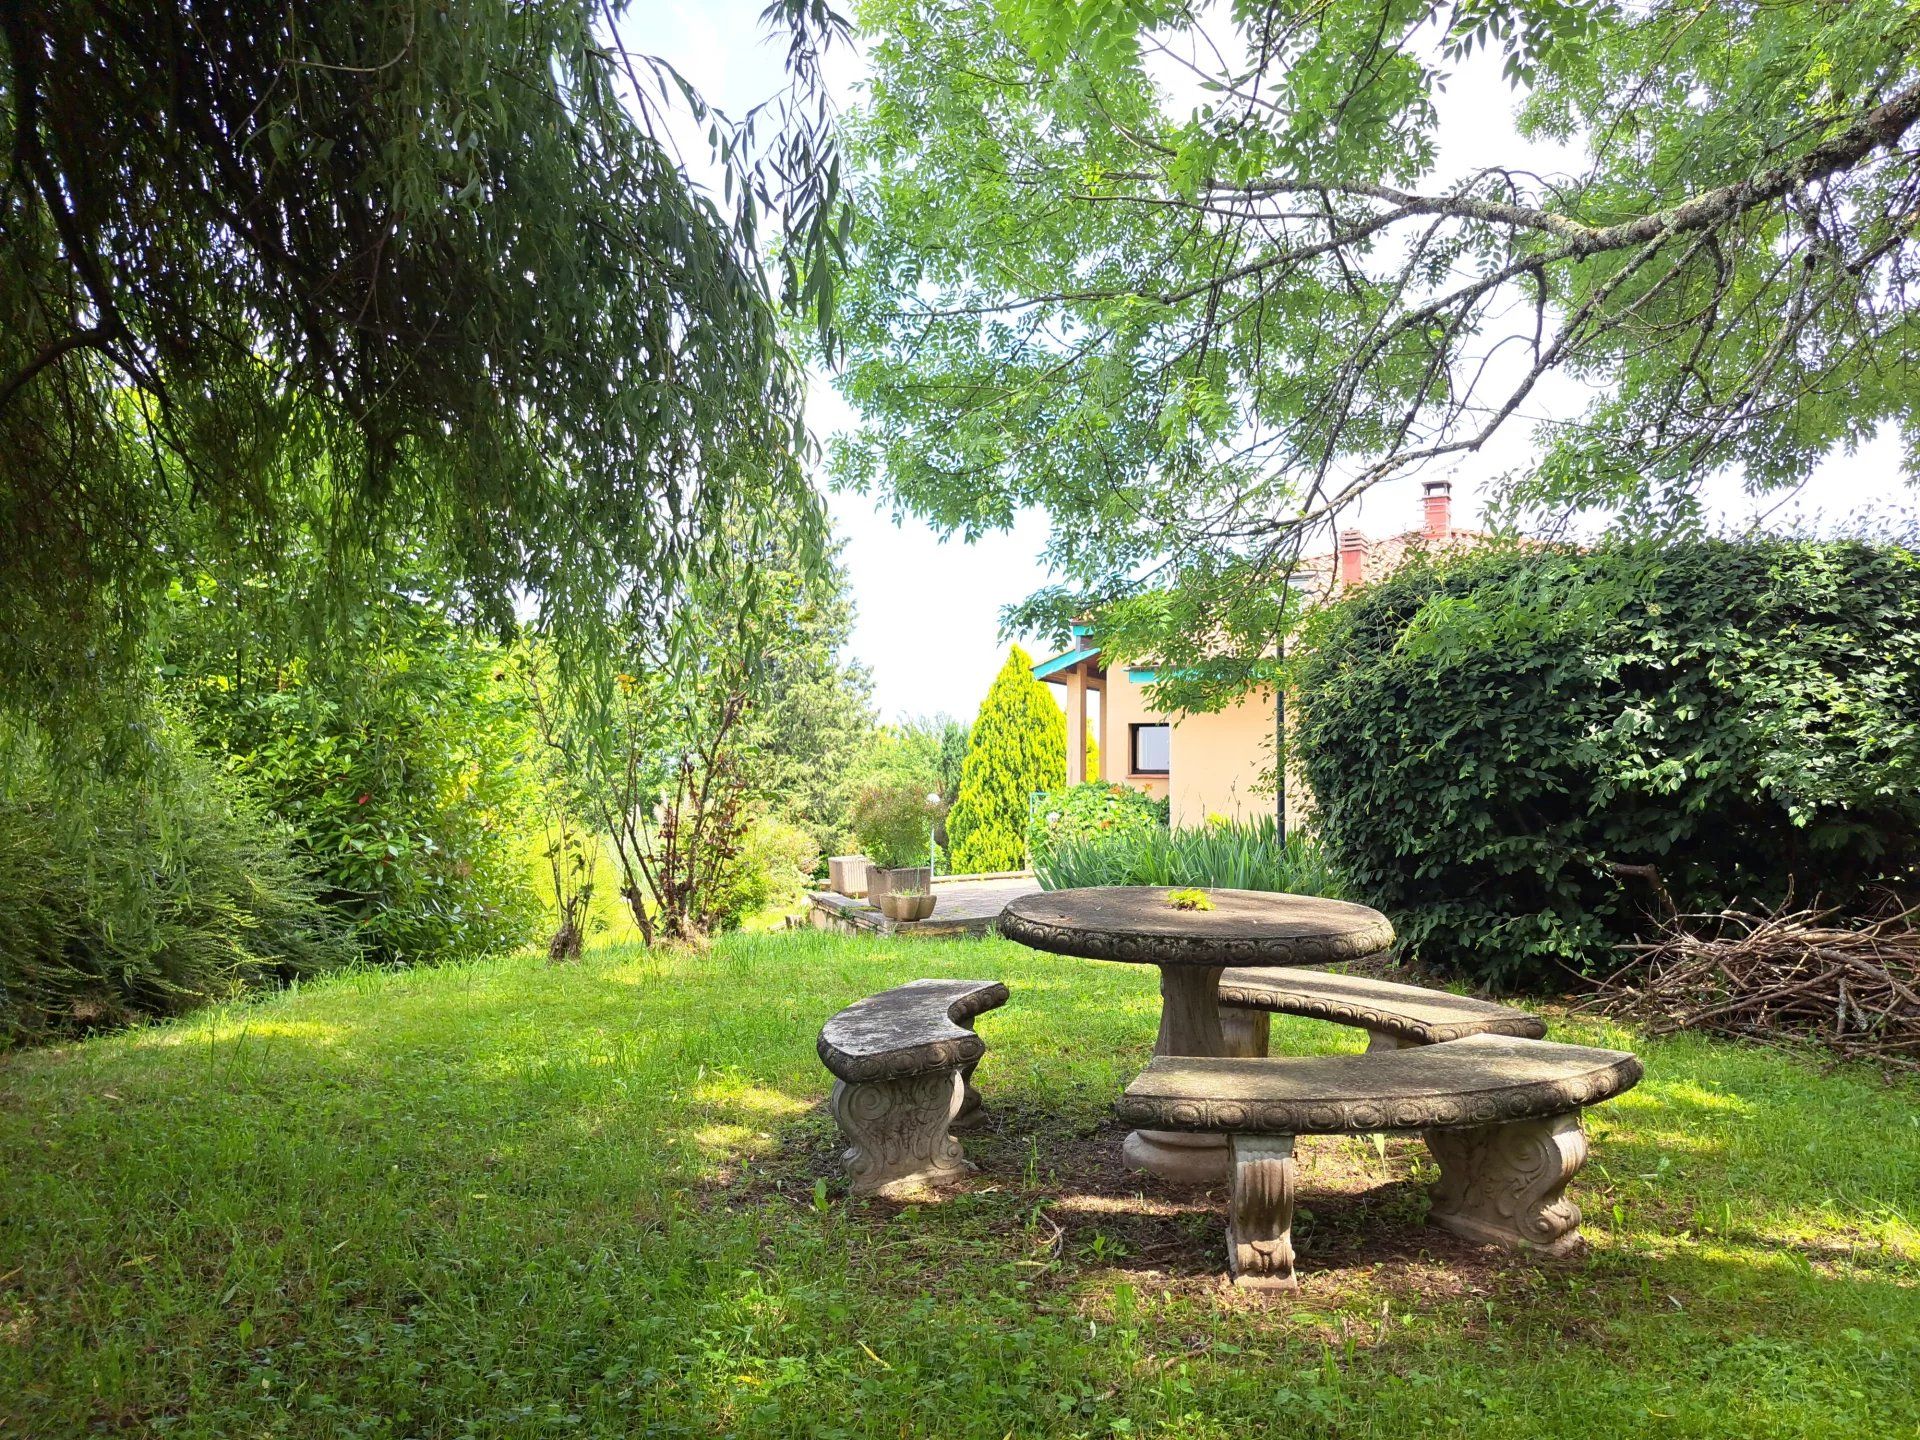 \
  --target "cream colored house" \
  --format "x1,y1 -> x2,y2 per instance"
1032,629 -> 1288,830
1033,480 -> 1475,829
1036,637 -> 1274,829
